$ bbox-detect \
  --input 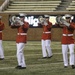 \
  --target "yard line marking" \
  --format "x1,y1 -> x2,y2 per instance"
0,62 -> 63,70
0,67 -> 15,70
4,53 -> 63,58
